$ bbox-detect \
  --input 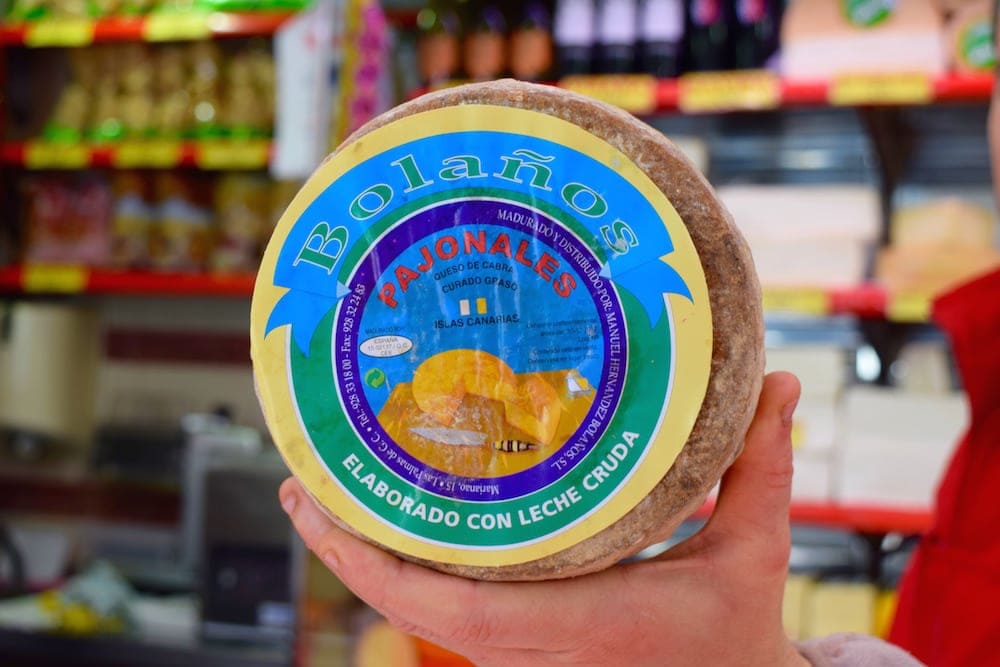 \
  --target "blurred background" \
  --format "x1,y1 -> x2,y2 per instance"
0,0 -> 996,664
